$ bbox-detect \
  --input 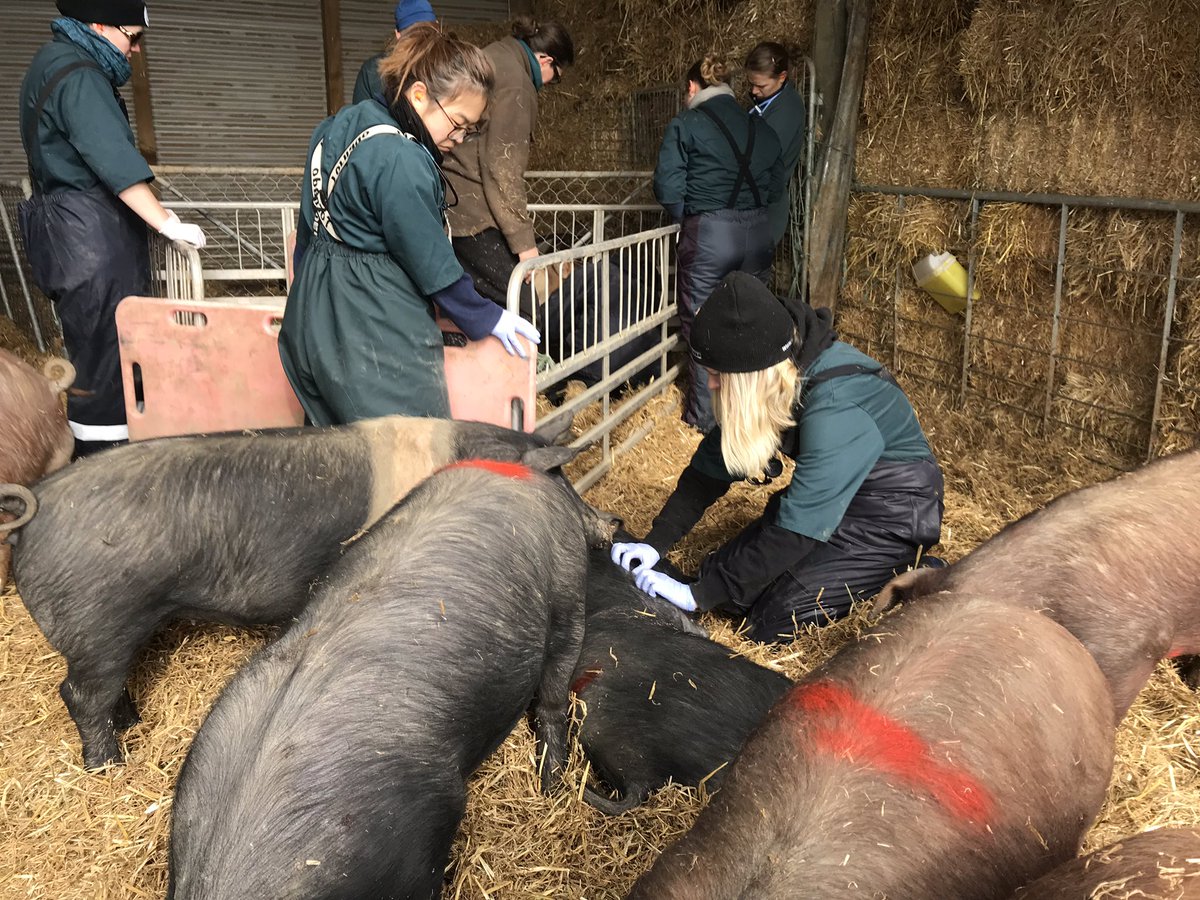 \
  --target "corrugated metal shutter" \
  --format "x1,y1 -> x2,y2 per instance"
340,0 -> 512,107
143,0 -> 326,166
2,1 -> 139,181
